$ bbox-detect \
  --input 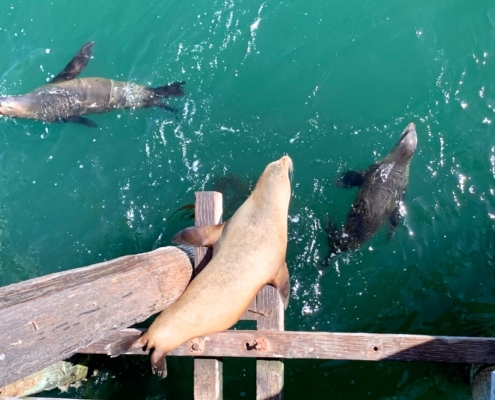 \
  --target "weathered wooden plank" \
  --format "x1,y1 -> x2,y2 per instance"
471,364 -> 495,400
193,191 -> 224,400
193,191 -> 223,275
194,358 -> 223,400
81,329 -> 495,364
0,246 -> 192,388
256,285 -> 284,400
0,361 -> 87,397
